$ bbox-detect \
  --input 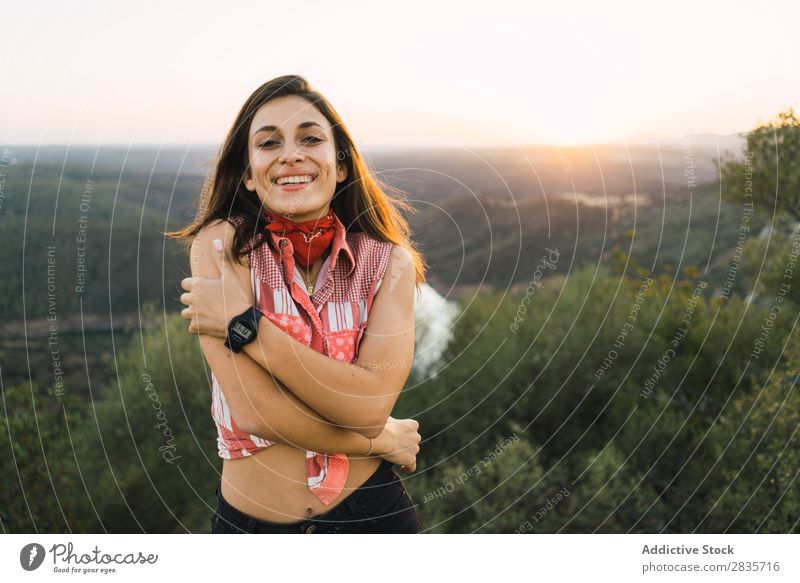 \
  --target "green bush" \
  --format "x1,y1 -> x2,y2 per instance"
4,265 -> 798,533
74,308 -> 219,532
1,309 -> 220,533
0,383 -> 101,532
397,263 -> 797,533
703,335 -> 800,533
